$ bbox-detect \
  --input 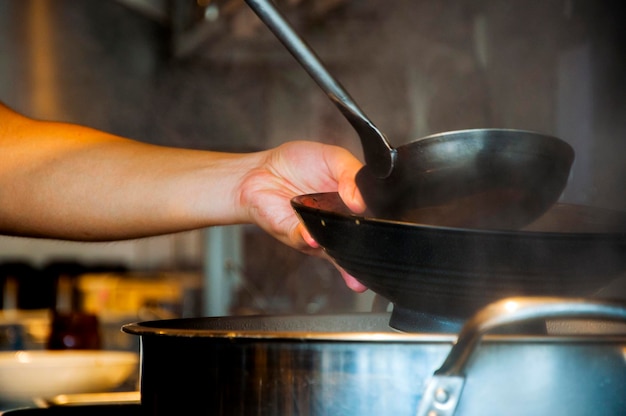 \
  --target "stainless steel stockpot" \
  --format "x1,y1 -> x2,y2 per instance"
123,297 -> 626,416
